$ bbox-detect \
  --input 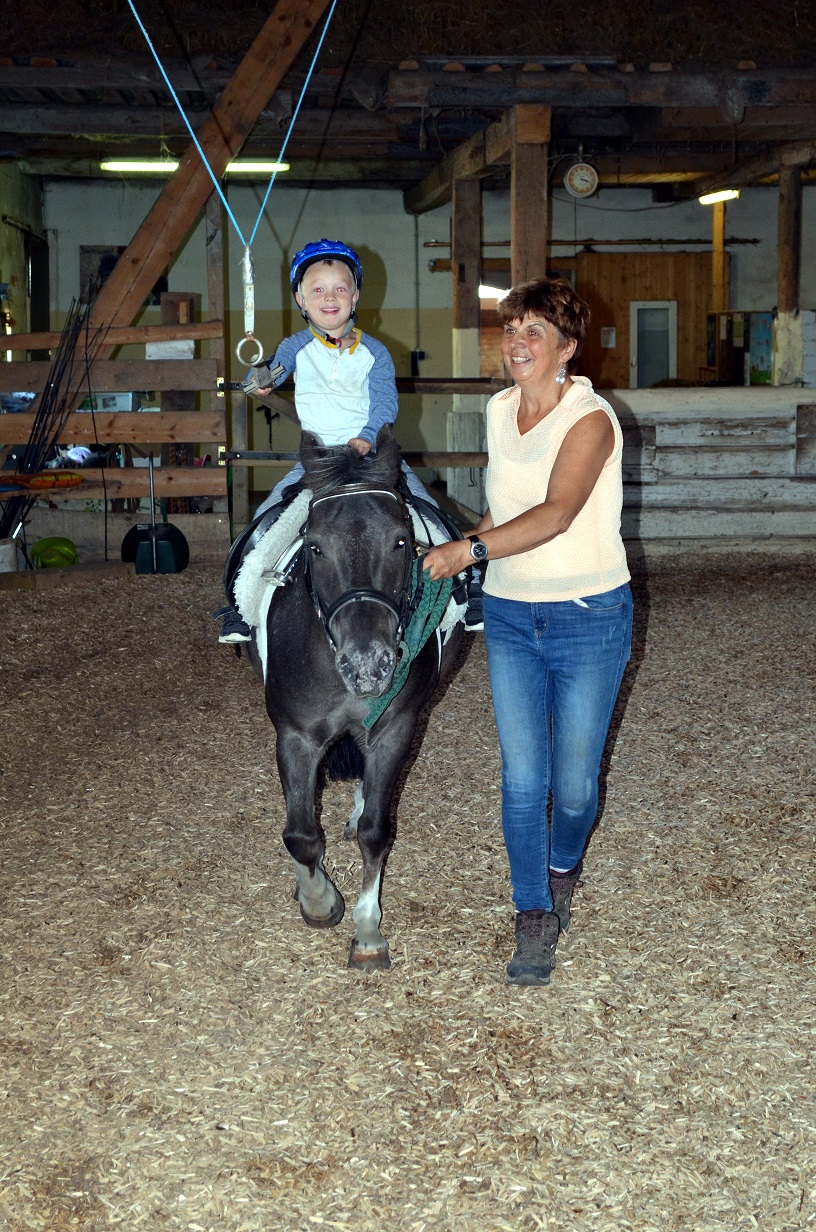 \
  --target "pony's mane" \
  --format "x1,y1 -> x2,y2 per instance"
303,442 -> 400,497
